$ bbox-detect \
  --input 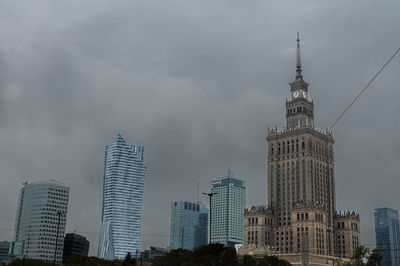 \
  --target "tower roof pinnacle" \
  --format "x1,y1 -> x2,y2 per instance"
296,32 -> 303,80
